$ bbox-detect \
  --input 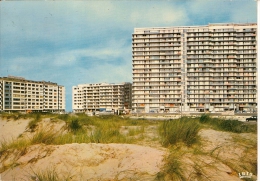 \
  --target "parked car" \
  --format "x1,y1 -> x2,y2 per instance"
246,116 -> 257,122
